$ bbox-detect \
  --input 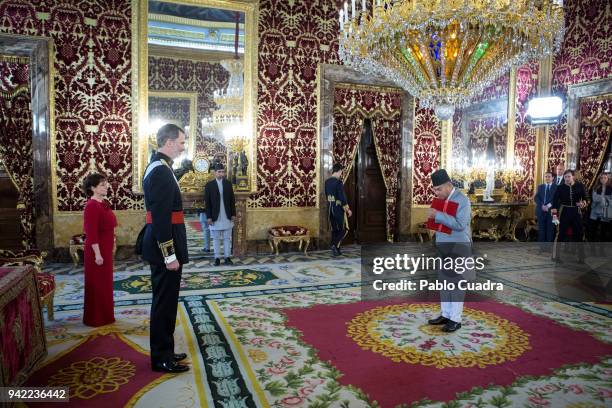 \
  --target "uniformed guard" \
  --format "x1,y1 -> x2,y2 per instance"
325,163 -> 352,256
551,169 -> 588,262
142,123 -> 190,373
